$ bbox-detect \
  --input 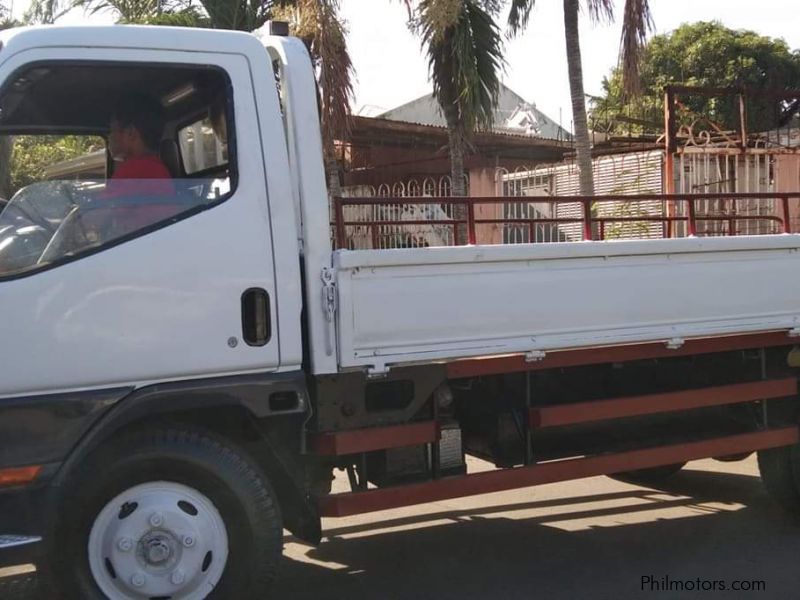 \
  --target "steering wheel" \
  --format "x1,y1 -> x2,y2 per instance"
37,204 -> 93,265
4,189 -> 57,234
